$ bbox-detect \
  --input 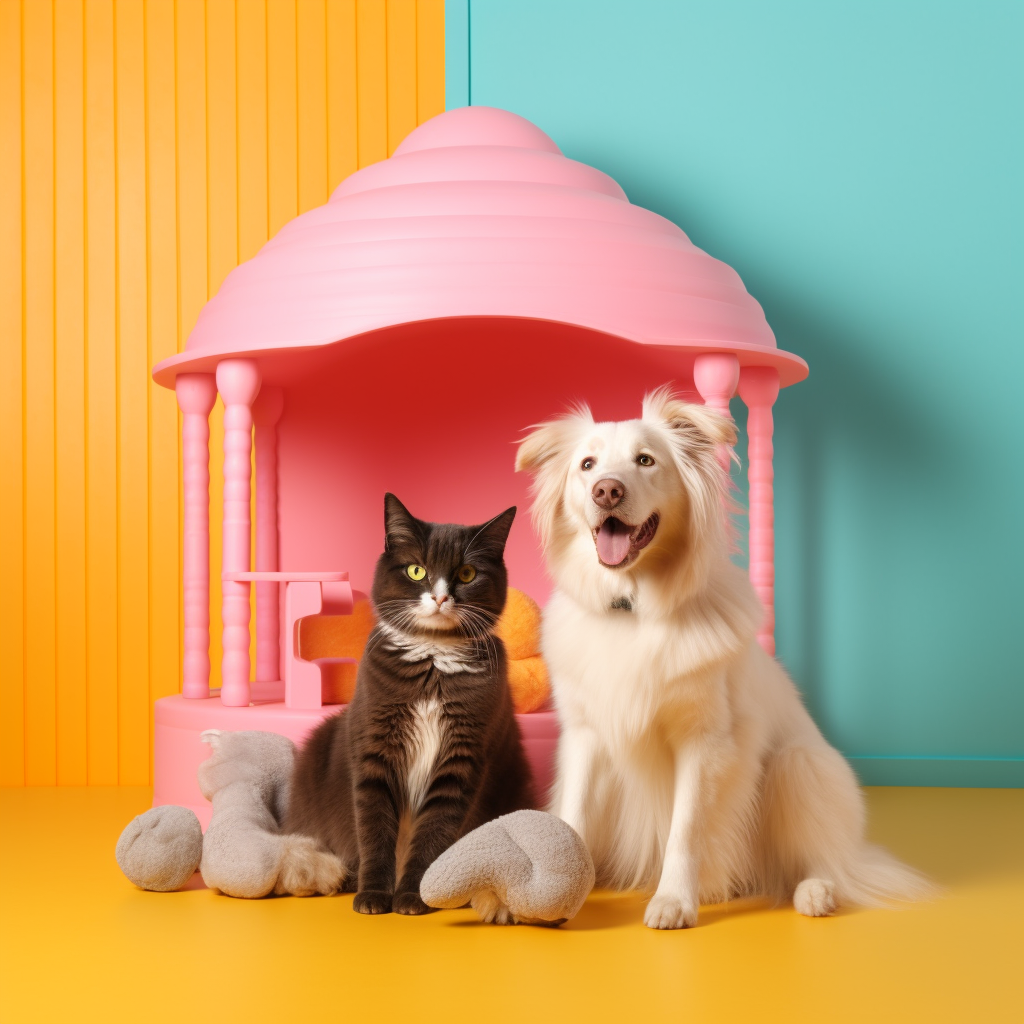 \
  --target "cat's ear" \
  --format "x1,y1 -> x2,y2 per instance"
473,506 -> 517,553
383,493 -> 421,551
